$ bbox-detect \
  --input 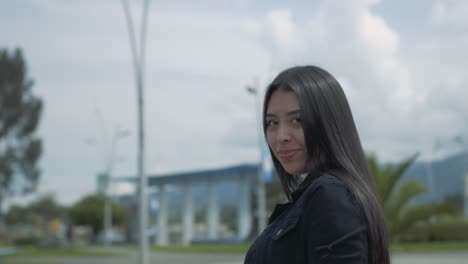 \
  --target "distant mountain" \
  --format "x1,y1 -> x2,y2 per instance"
401,151 -> 467,203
